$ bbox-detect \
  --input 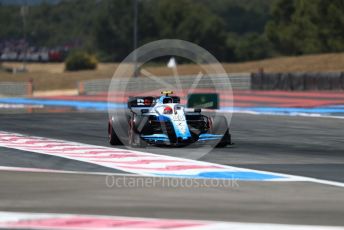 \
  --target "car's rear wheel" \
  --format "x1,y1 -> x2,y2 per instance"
215,129 -> 231,148
108,122 -> 123,145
